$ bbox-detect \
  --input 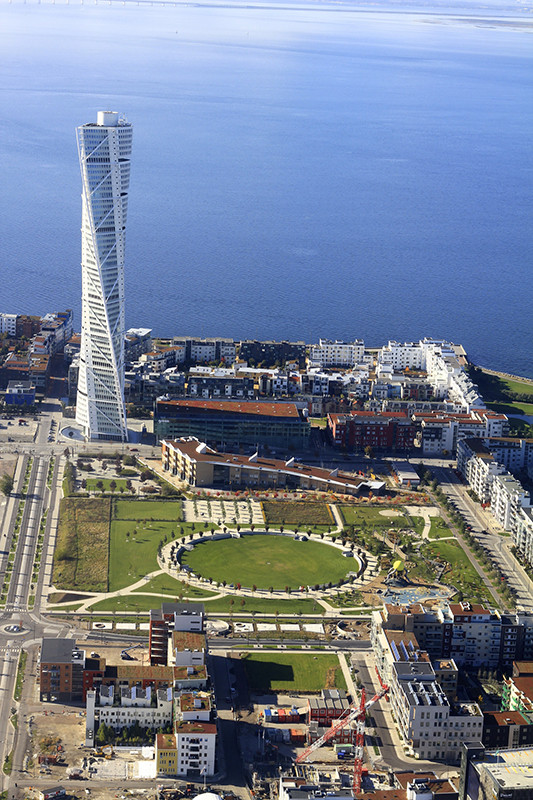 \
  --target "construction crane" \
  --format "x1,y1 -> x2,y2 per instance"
120,643 -> 144,660
295,686 -> 388,795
